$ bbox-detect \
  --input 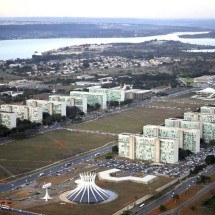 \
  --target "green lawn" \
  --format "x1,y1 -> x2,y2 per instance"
0,107 -> 184,181
69,107 -> 183,133
0,130 -> 115,180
